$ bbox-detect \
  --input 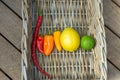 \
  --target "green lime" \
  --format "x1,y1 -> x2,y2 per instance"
60,27 -> 80,52
81,35 -> 95,50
